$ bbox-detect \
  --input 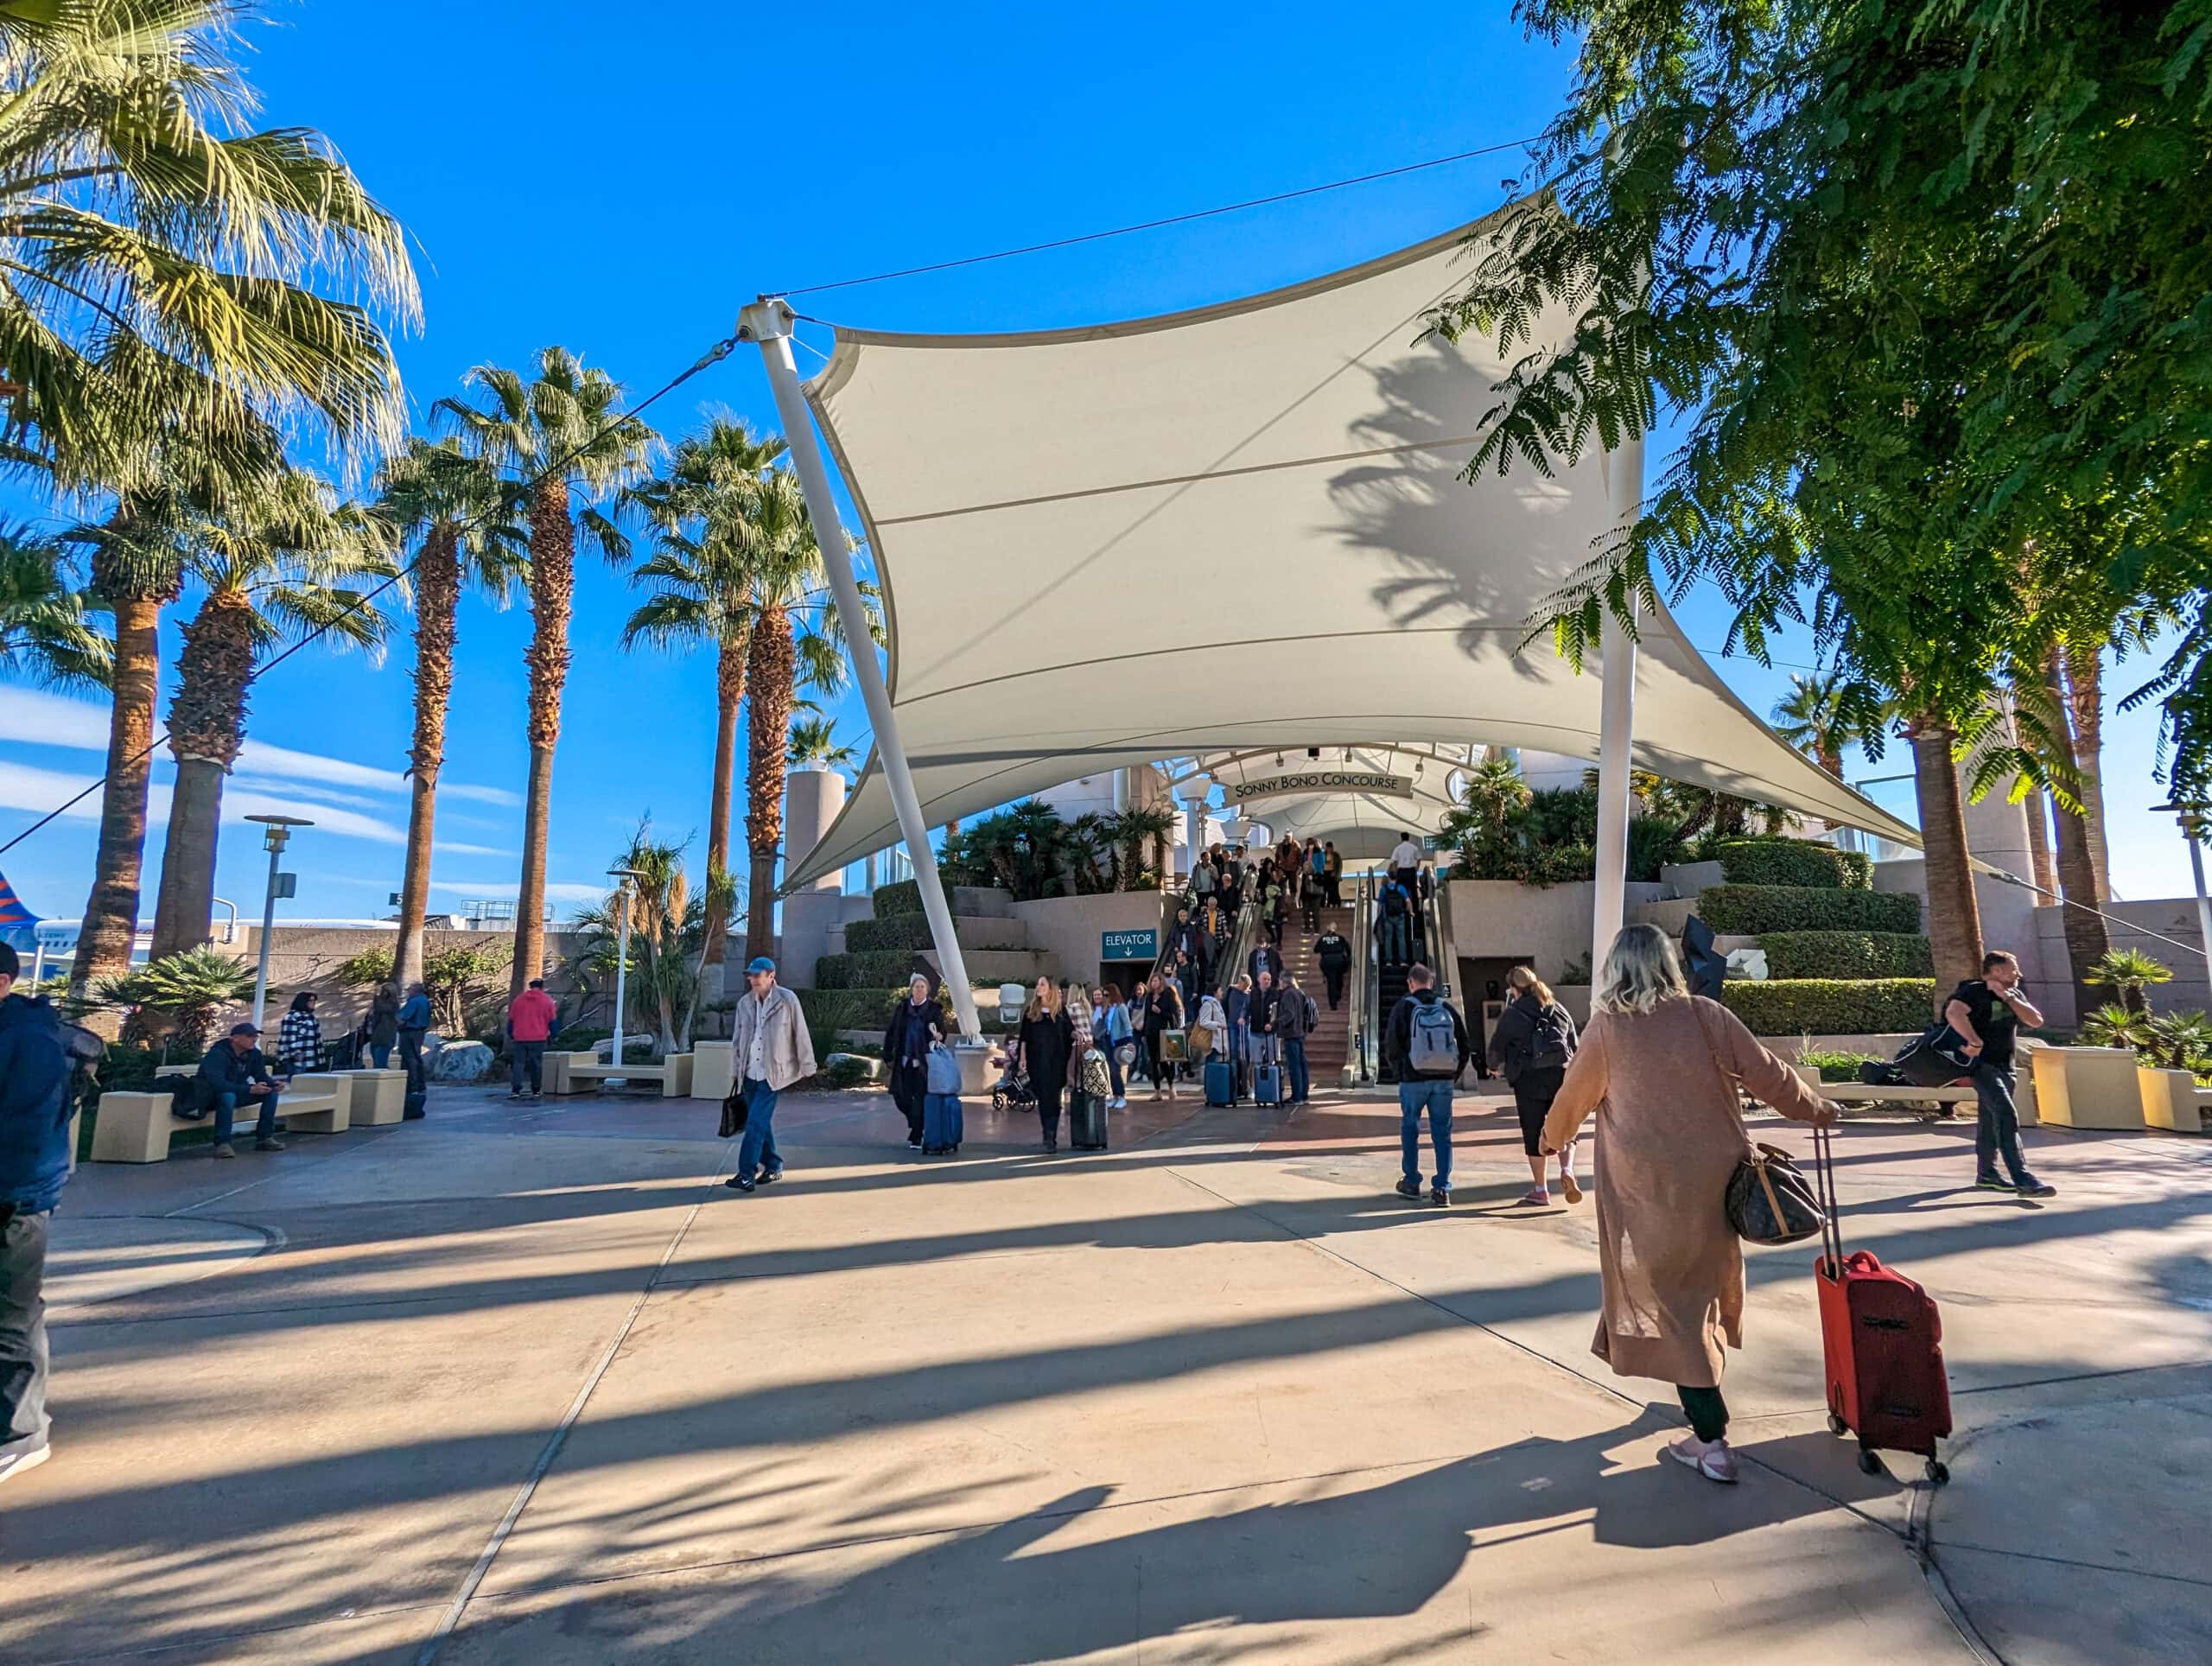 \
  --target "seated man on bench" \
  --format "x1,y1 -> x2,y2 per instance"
196,1023 -> 288,1159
